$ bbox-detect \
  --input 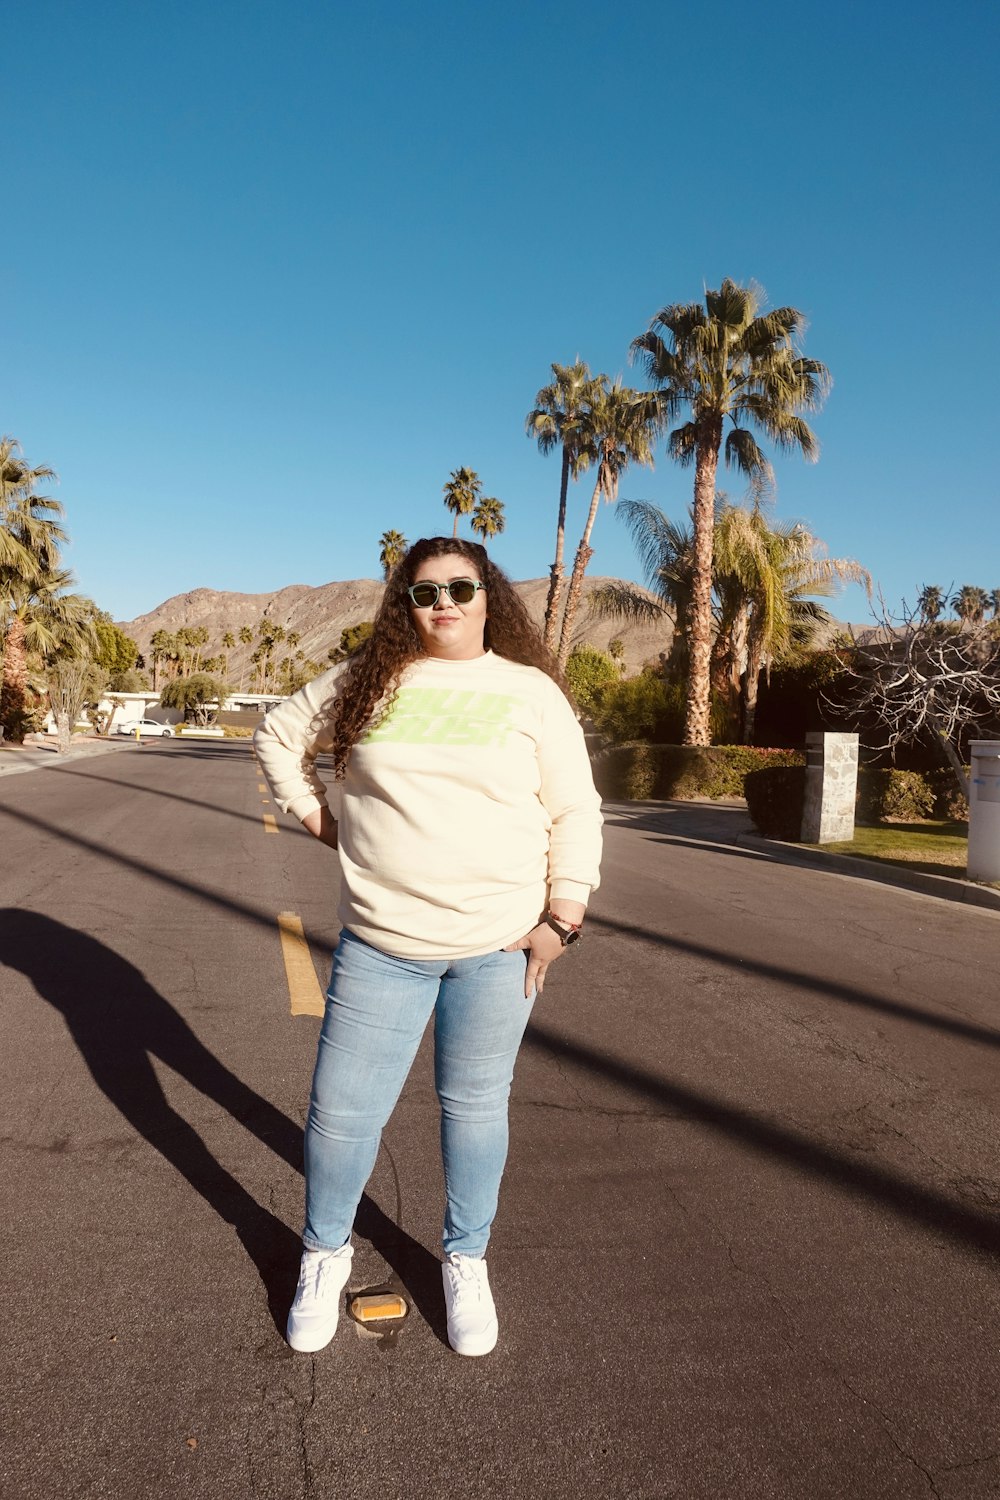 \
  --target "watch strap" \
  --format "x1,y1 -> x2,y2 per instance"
541,913 -> 583,946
